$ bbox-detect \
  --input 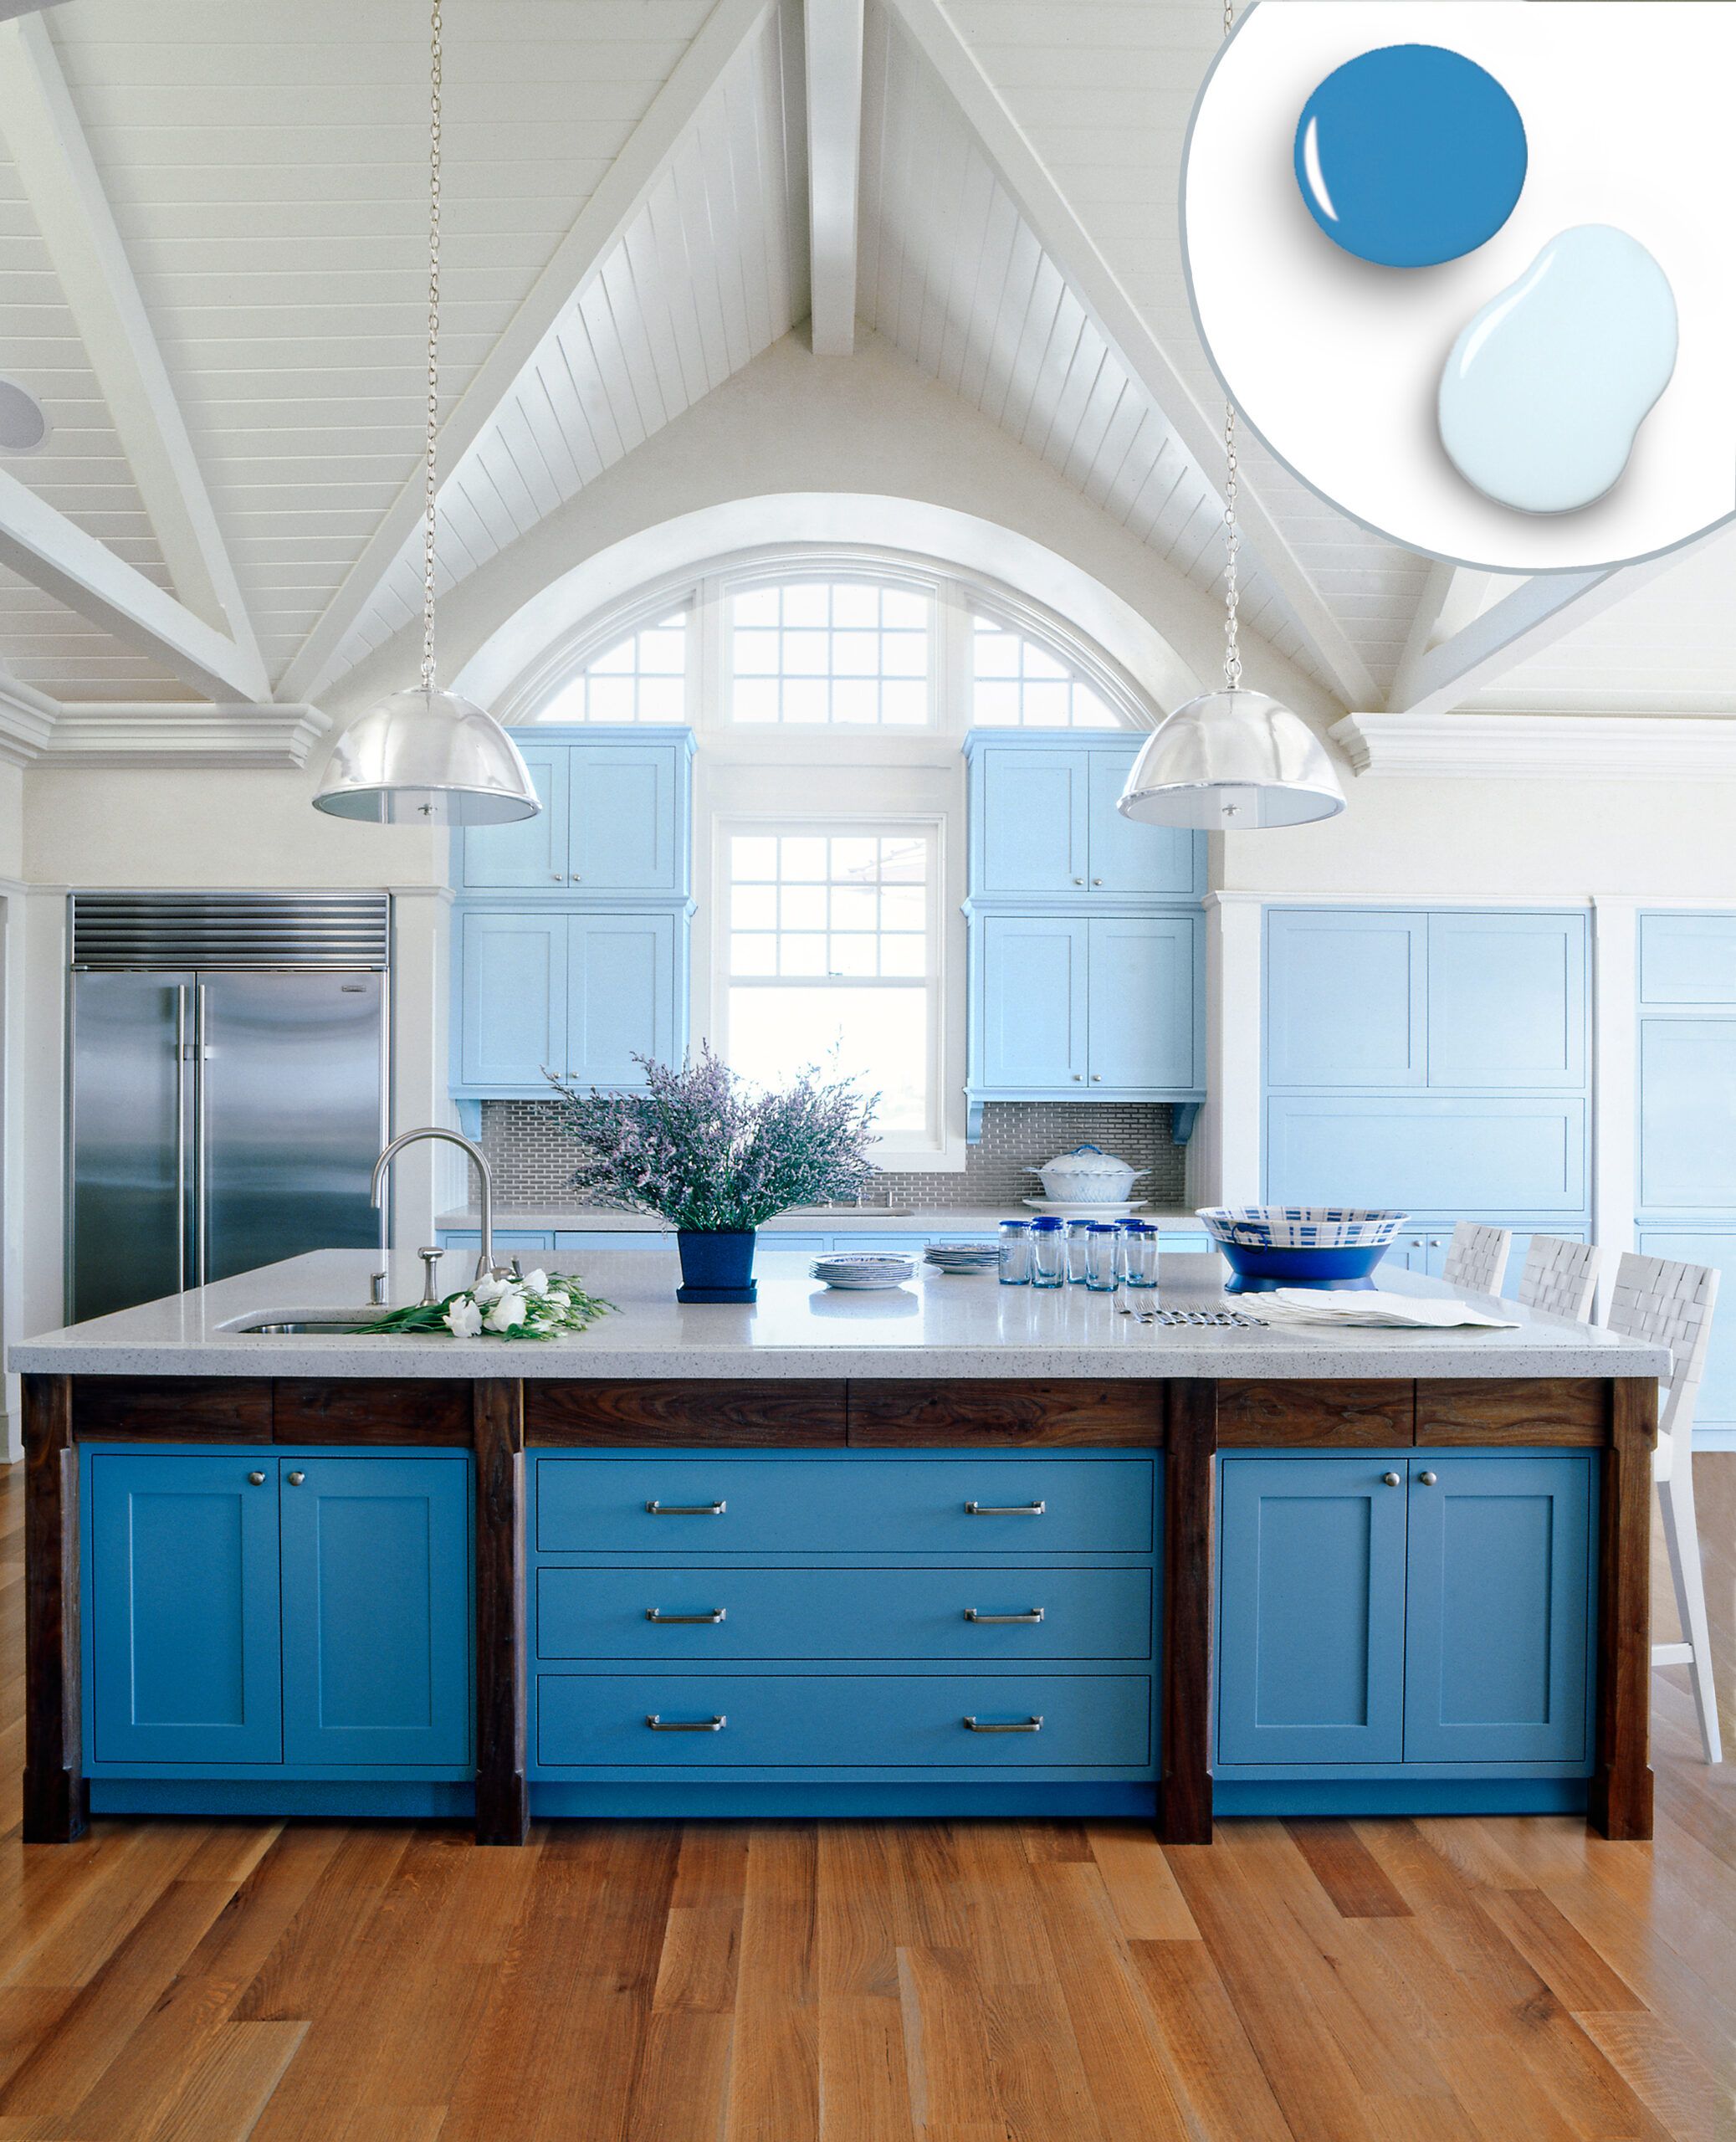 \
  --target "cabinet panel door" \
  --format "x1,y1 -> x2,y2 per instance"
1217,1457 -> 1406,1765
566,914 -> 675,1087
1428,913 -> 1586,1089
1636,1232 -> 1736,1432
90,1454 -> 281,1766
570,745 -> 682,894
1403,1456 -> 1591,1764
1640,1019 -> 1736,1211
280,1458 -> 470,1769
977,915 -> 1087,1089
976,748 -> 1088,895
460,744 -> 568,889
1086,915 -> 1201,1090
1639,912 -> 1736,1007
1085,749 -> 1198,895
1266,1097 -> 1585,1213
1384,1231 -> 1431,1274
1266,910 -> 1426,1089
458,910 -> 566,1089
